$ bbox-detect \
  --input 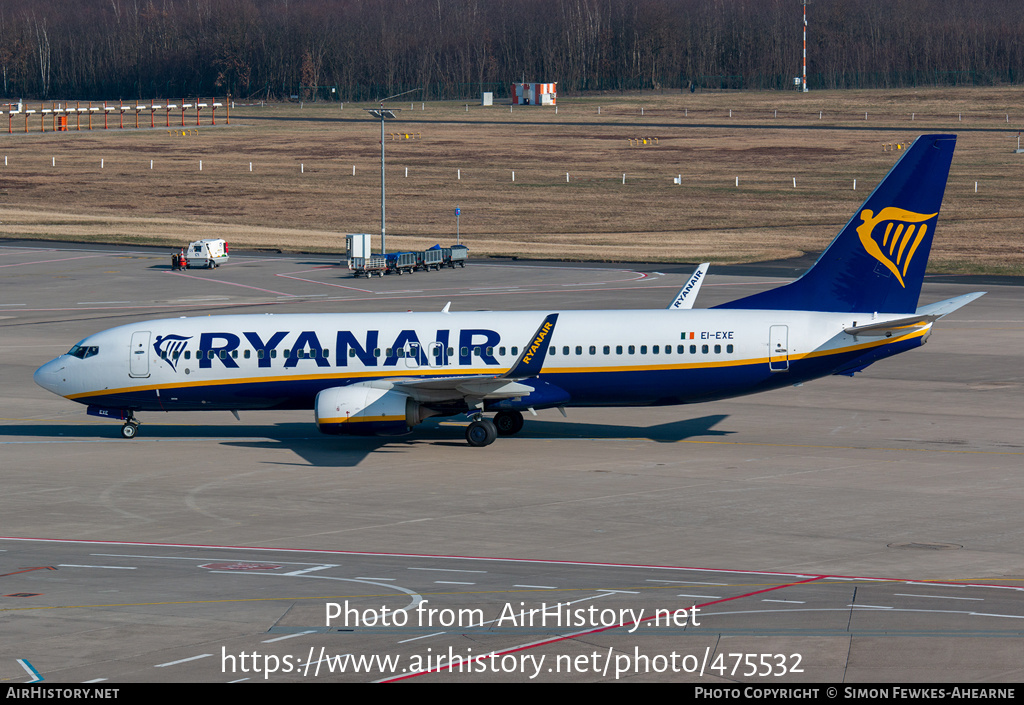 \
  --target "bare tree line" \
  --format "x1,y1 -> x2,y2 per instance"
0,0 -> 1021,101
